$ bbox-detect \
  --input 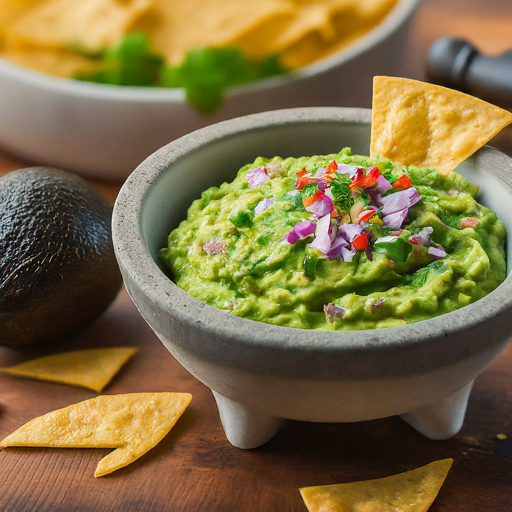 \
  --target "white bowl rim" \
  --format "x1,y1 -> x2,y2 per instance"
113,106 -> 512,355
0,0 -> 420,103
